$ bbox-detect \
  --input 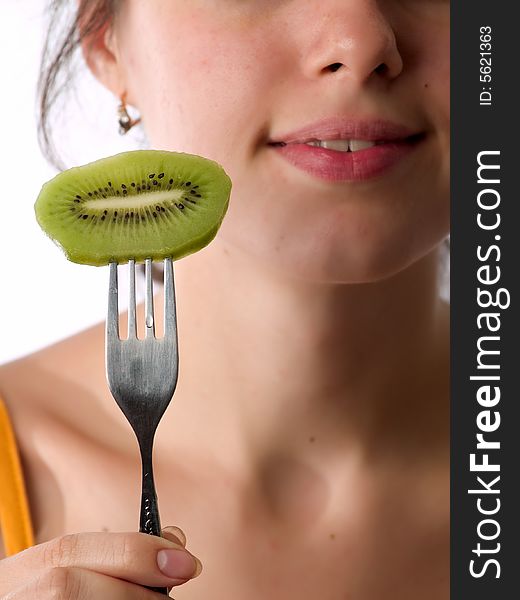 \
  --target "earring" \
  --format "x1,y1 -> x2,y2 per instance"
117,93 -> 141,135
